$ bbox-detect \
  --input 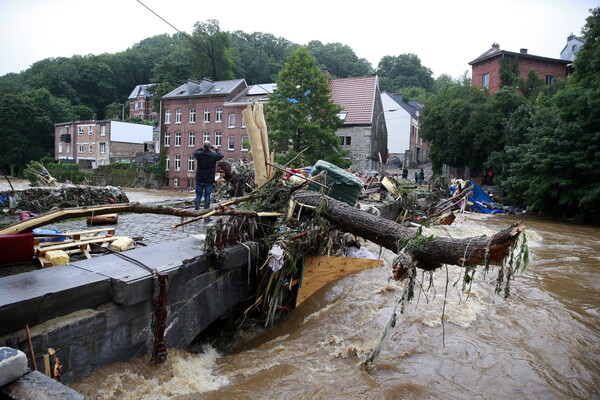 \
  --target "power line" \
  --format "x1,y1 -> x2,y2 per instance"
136,0 -> 206,52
